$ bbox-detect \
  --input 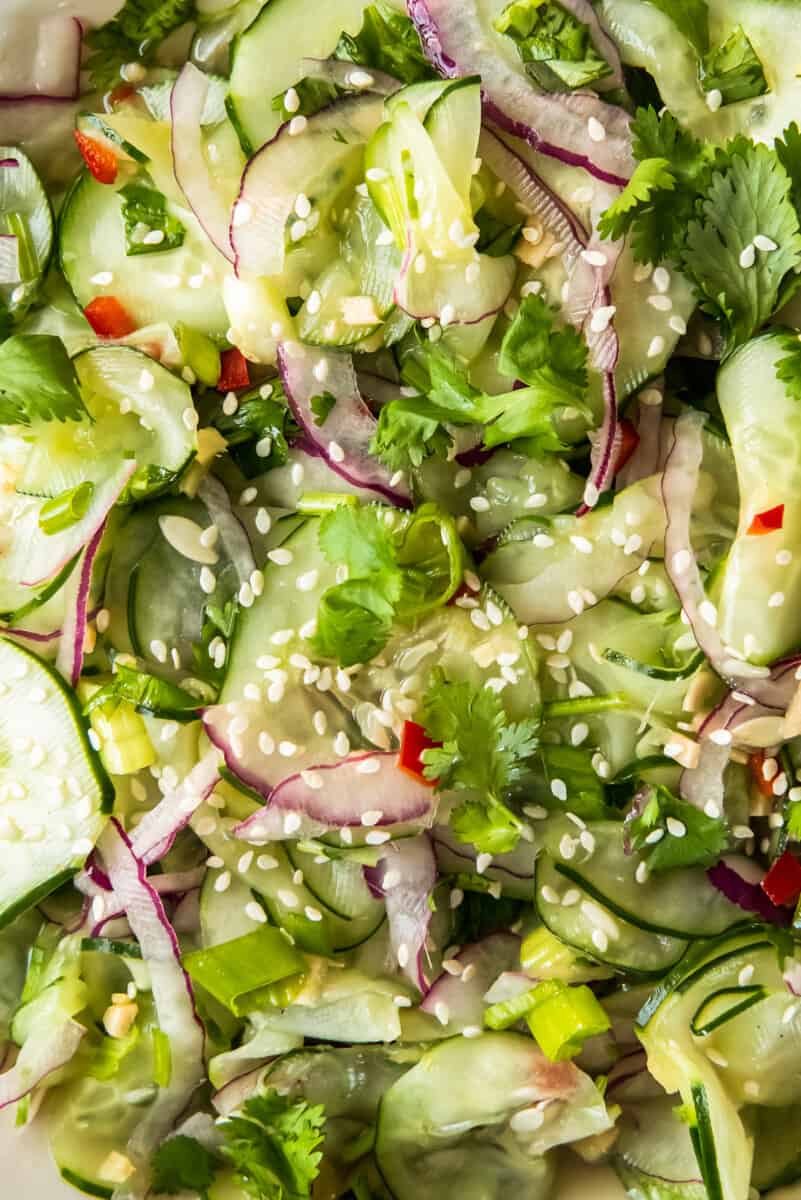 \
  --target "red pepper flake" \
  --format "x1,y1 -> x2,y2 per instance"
73,130 -> 118,185
106,83 -> 135,109
218,347 -> 251,392
399,720 -> 440,785
747,504 -> 784,536
84,296 -> 137,339
614,418 -> 640,474
761,850 -> 801,907
748,750 -> 778,800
